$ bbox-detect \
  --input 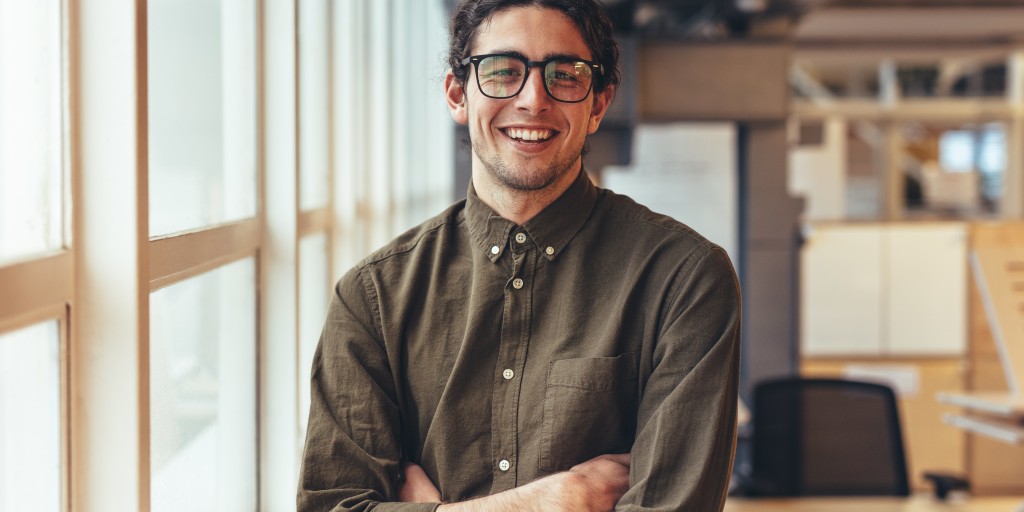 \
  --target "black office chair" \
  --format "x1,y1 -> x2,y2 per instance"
748,377 -> 911,497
